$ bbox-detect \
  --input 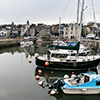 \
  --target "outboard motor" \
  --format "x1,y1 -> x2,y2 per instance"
49,78 -> 65,89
